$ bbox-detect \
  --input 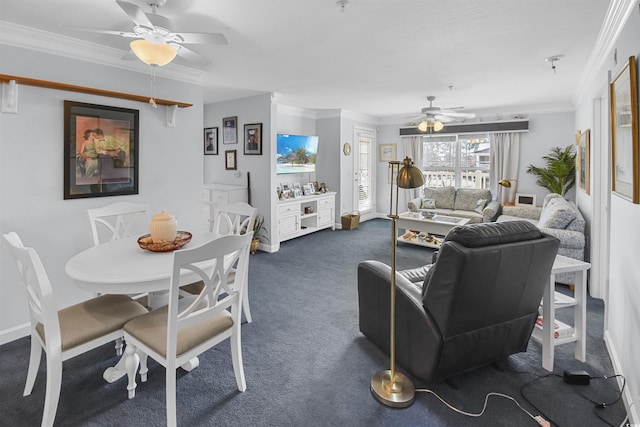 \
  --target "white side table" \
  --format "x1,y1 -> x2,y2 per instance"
531,255 -> 591,371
